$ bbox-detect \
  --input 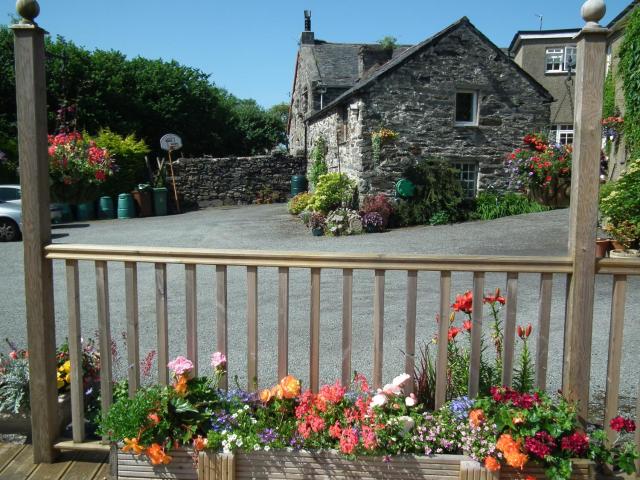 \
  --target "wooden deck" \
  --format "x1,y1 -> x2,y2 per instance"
0,443 -> 109,480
